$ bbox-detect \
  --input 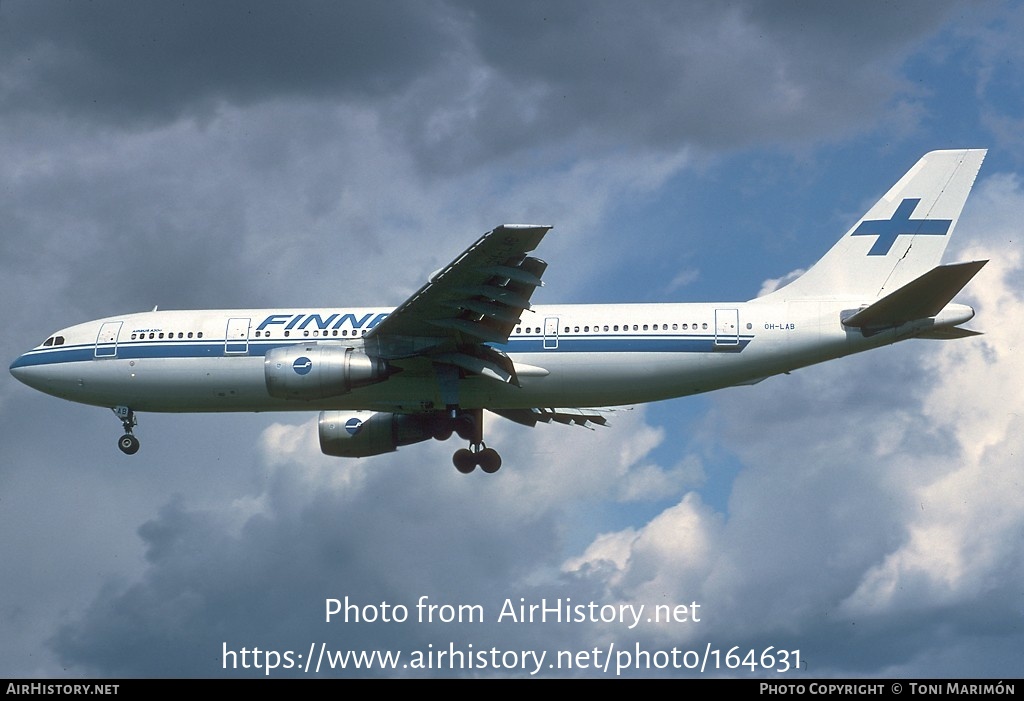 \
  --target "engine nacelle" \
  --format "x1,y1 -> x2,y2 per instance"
319,411 -> 437,458
265,344 -> 388,400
